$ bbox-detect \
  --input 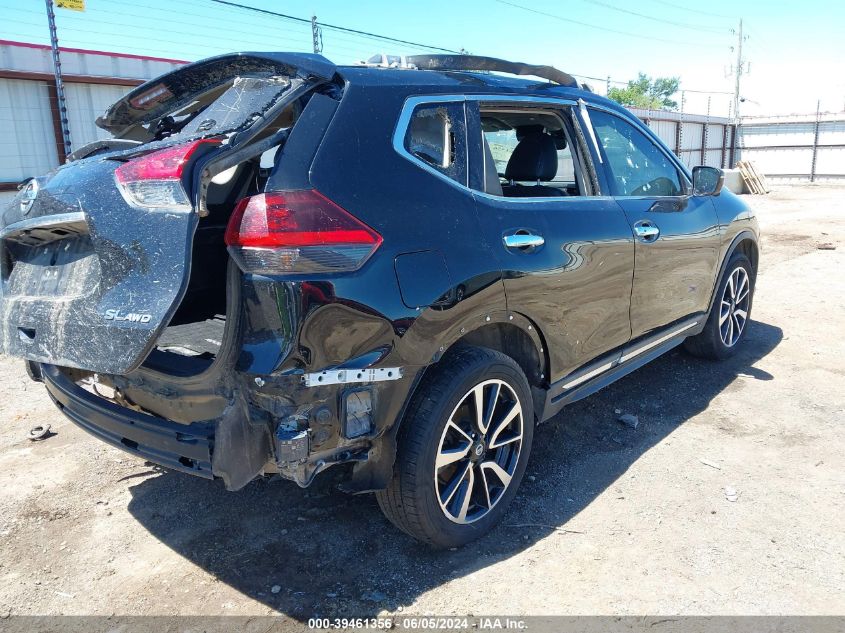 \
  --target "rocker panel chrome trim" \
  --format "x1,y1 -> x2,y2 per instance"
619,320 -> 699,363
